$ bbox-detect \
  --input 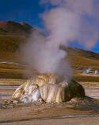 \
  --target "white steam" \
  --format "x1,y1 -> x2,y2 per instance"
43,8 -> 80,45
41,0 -> 99,48
22,0 -> 99,81
22,30 -> 72,81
